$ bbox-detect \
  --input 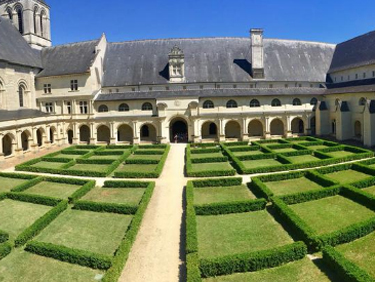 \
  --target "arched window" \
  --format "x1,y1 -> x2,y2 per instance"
6,7 -> 13,22
271,98 -> 281,107
40,10 -> 45,37
226,99 -> 238,108
118,103 -> 129,112
18,84 -> 25,107
142,102 -> 153,111
292,98 -> 302,106
359,97 -> 366,106
16,6 -> 24,34
209,123 -> 217,135
250,99 -> 260,108
310,97 -> 318,106
33,7 -> 38,34
98,105 -> 108,112
203,100 -> 214,109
